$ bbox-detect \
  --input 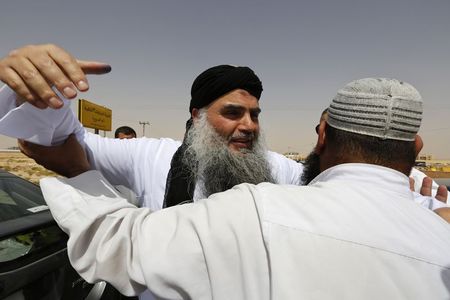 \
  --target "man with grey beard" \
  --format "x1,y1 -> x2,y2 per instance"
182,109 -> 274,199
